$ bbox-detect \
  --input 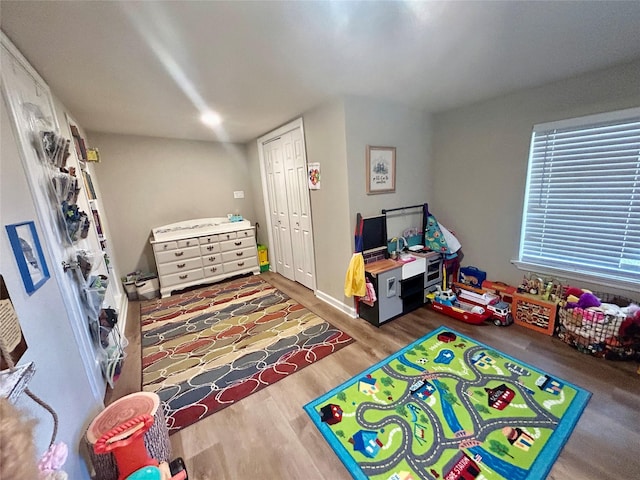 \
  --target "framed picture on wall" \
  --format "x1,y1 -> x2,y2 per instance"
5,221 -> 50,295
366,146 -> 396,194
